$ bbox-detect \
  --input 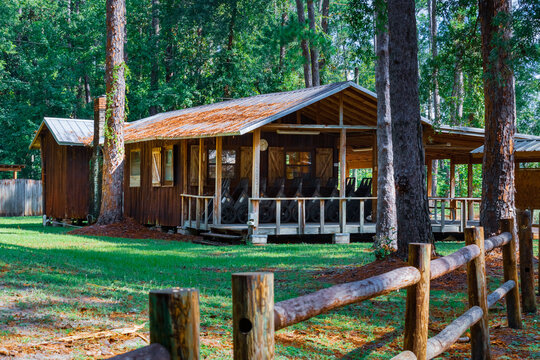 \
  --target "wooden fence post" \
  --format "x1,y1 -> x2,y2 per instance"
232,272 -> 274,360
465,227 -> 491,359
404,243 -> 431,360
499,218 -> 523,329
149,288 -> 200,360
517,210 -> 537,313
